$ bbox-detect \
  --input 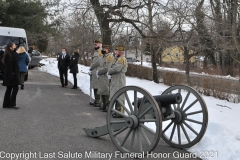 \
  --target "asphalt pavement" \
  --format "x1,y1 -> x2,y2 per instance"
0,68 -> 201,160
